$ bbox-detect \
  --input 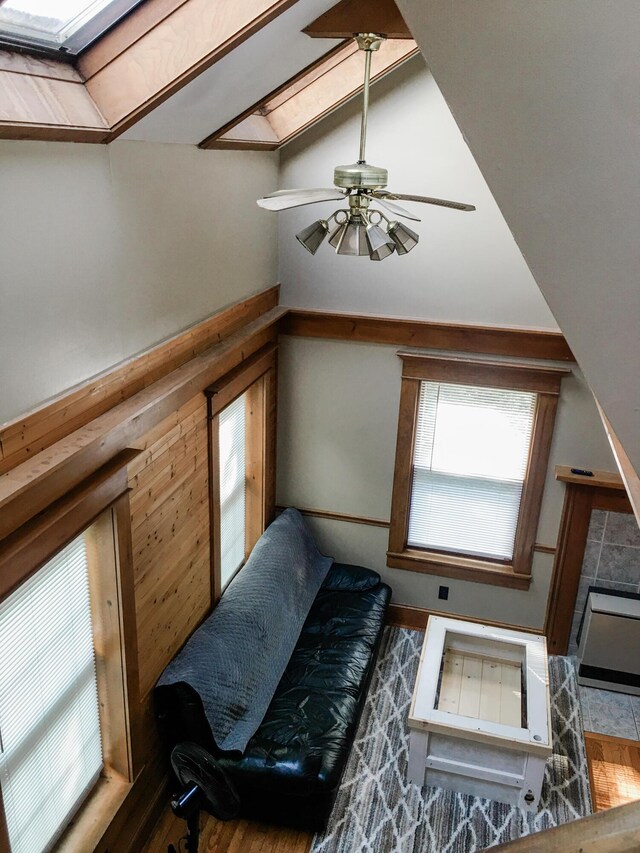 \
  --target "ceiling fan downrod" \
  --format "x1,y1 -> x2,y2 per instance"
333,33 -> 388,192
